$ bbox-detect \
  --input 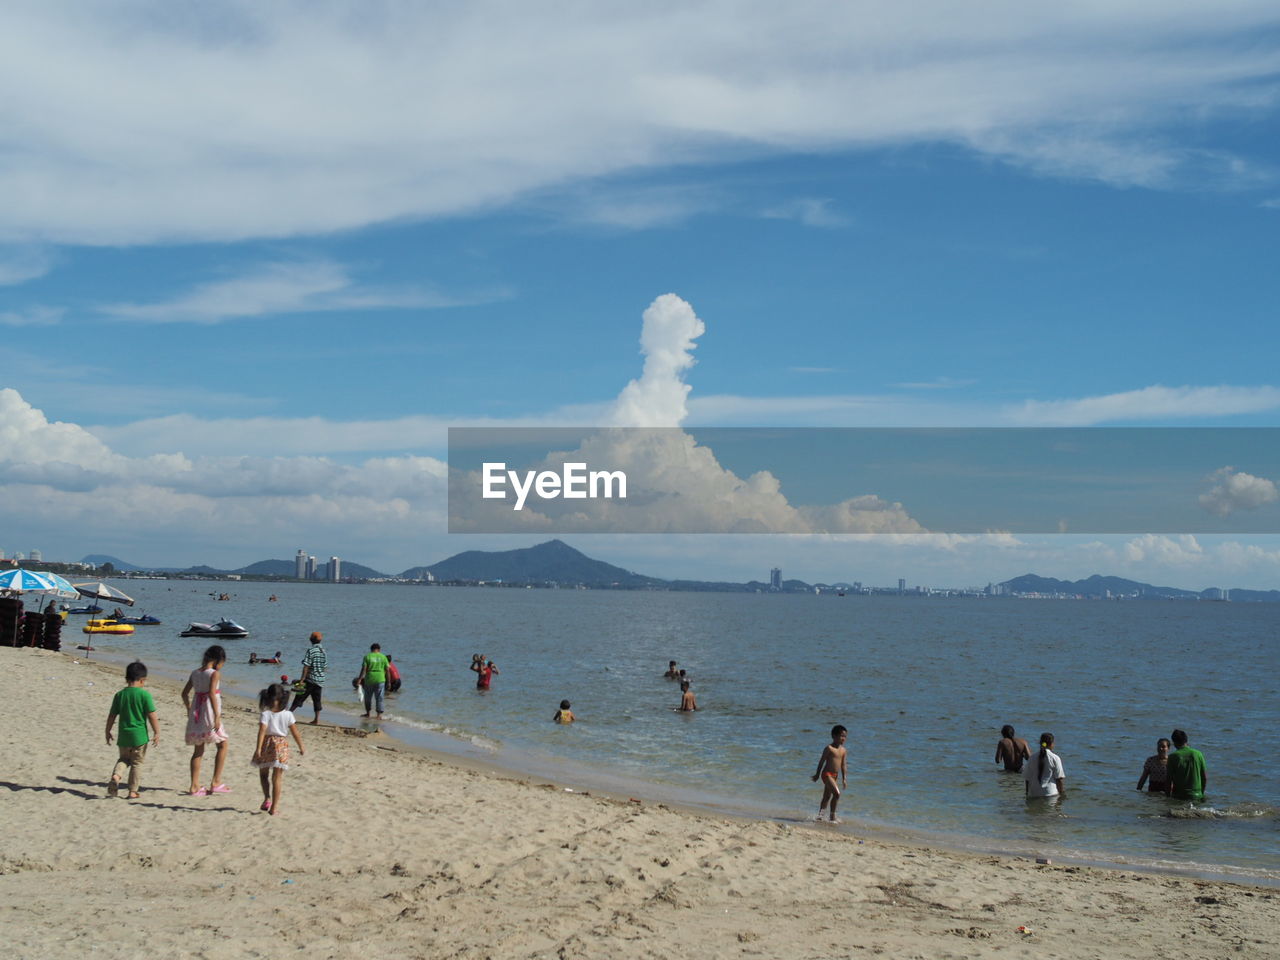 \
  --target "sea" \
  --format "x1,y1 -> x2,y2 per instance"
66,580 -> 1279,884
